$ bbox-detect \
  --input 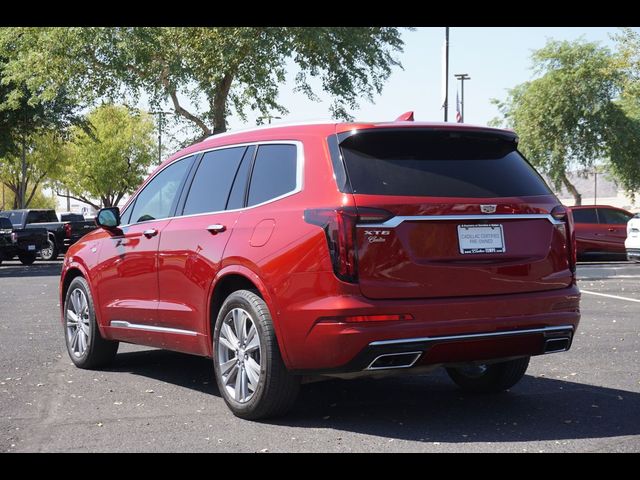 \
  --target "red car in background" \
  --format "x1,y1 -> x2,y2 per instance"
59,120 -> 580,419
568,205 -> 635,260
